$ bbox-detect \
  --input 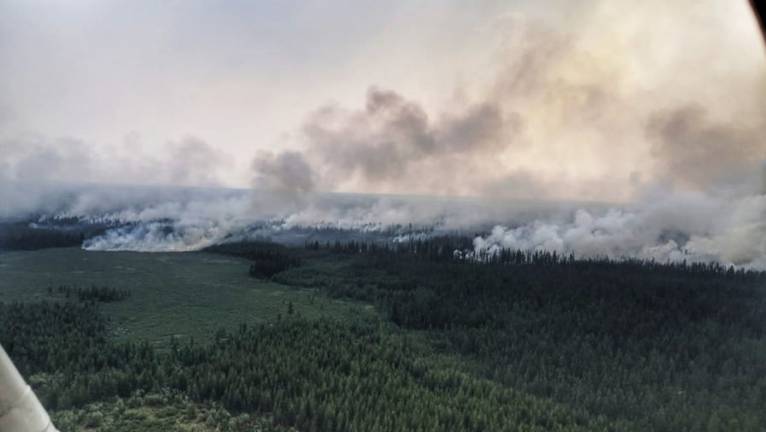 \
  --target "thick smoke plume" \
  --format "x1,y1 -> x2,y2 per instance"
252,2 -> 766,202
647,105 -> 766,191
302,88 -> 512,189
2,0 -> 766,269
252,151 -> 316,195
472,192 -> 766,268
245,1 -> 766,268
251,87 -> 517,197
